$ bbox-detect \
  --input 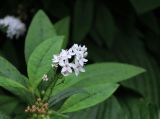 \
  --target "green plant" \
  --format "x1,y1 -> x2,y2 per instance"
0,10 -> 145,119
